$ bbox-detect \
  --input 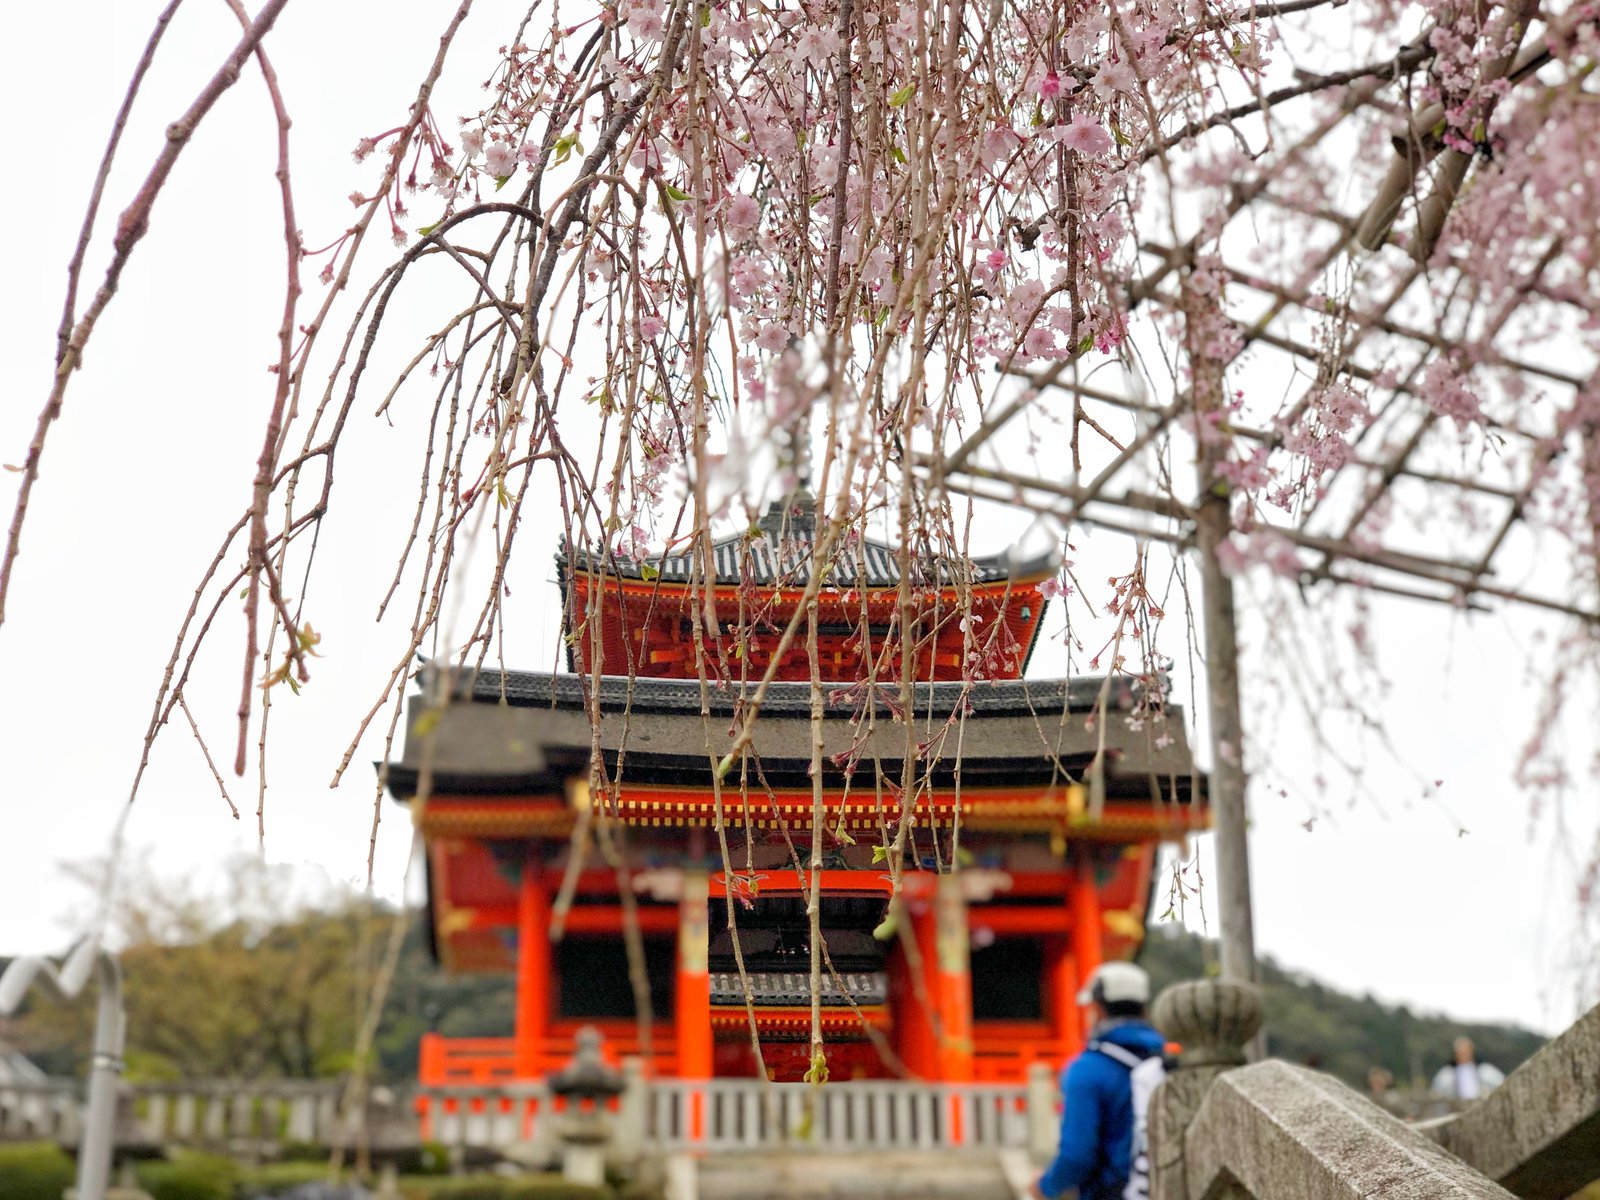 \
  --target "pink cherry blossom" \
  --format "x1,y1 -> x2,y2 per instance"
638,314 -> 666,340
725,194 -> 760,239
980,127 -> 1022,169
1060,113 -> 1114,157
1022,326 -> 1057,358
484,141 -> 516,177
756,323 -> 789,353
624,0 -> 666,41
